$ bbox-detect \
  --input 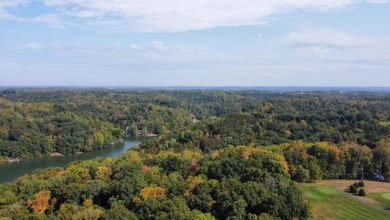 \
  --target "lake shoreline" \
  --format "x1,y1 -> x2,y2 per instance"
0,137 -> 142,184
2,138 -> 127,164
